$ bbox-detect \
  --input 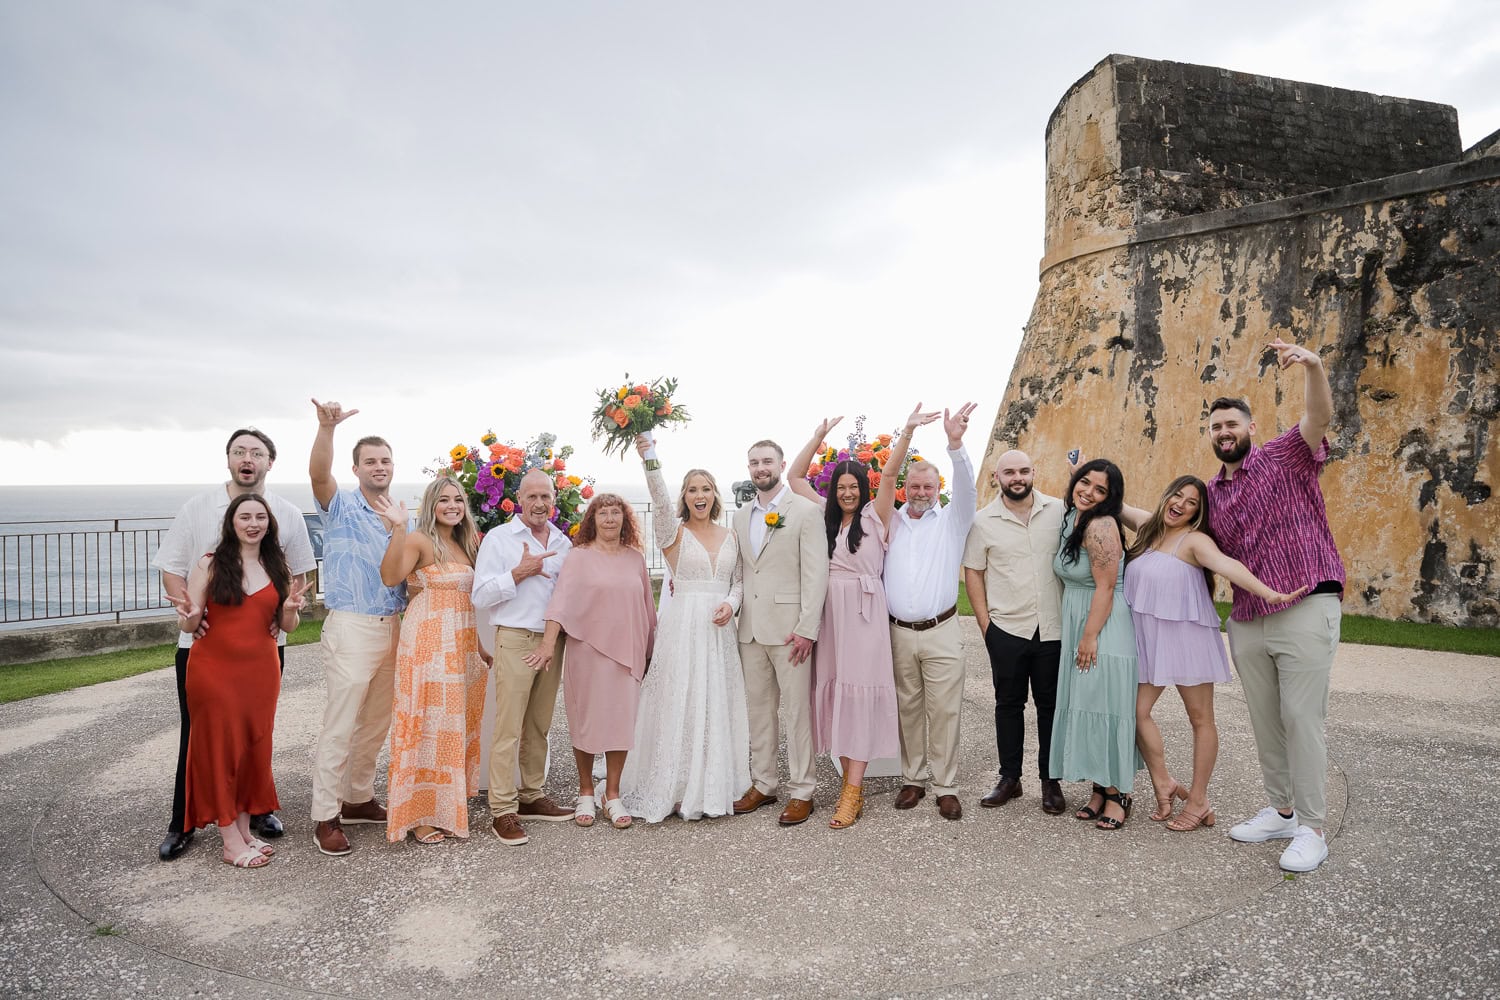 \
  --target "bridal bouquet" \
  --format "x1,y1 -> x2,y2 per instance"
430,431 -> 594,535
805,416 -> 950,509
589,375 -> 691,458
